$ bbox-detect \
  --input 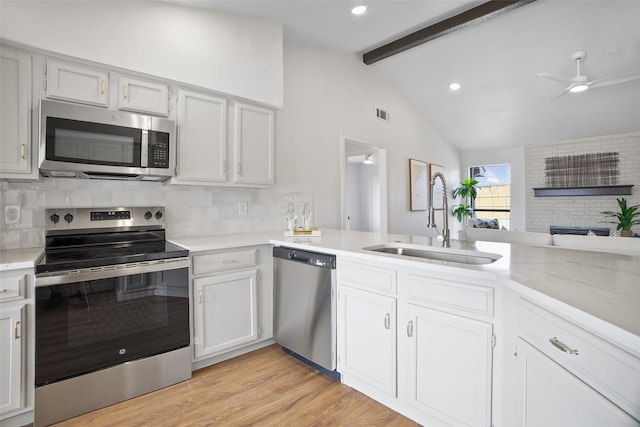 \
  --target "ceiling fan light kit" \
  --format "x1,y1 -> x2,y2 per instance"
539,49 -> 640,100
